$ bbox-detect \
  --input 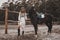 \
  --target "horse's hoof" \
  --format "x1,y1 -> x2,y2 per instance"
34,35 -> 38,38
